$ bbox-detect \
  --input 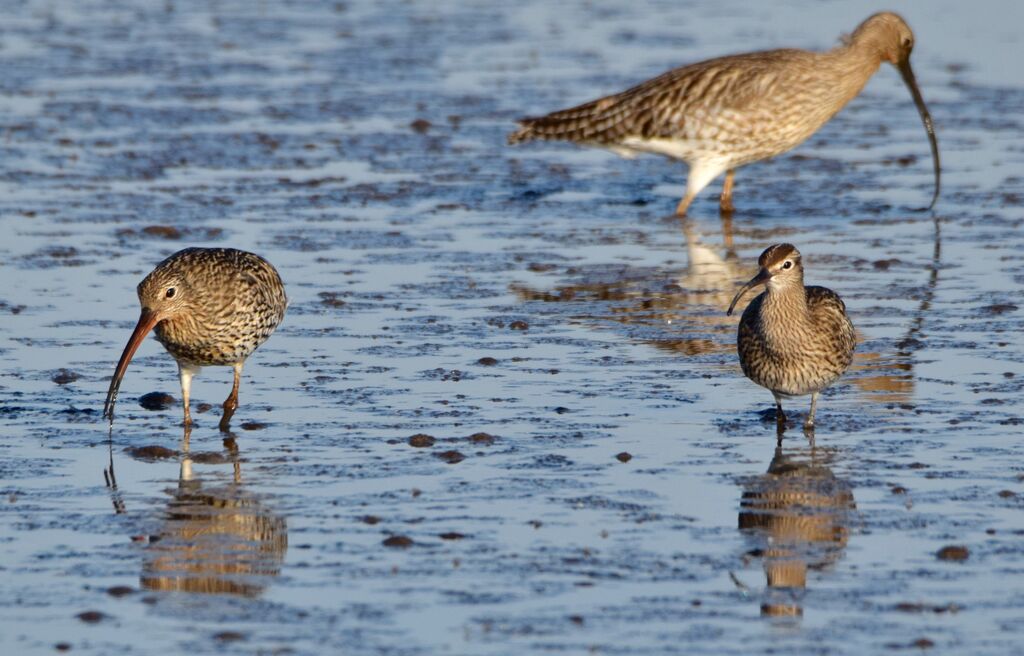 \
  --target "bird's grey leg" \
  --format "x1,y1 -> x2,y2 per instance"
178,364 -> 197,427
219,361 -> 243,432
719,169 -> 736,214
805,392 -> 819,430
